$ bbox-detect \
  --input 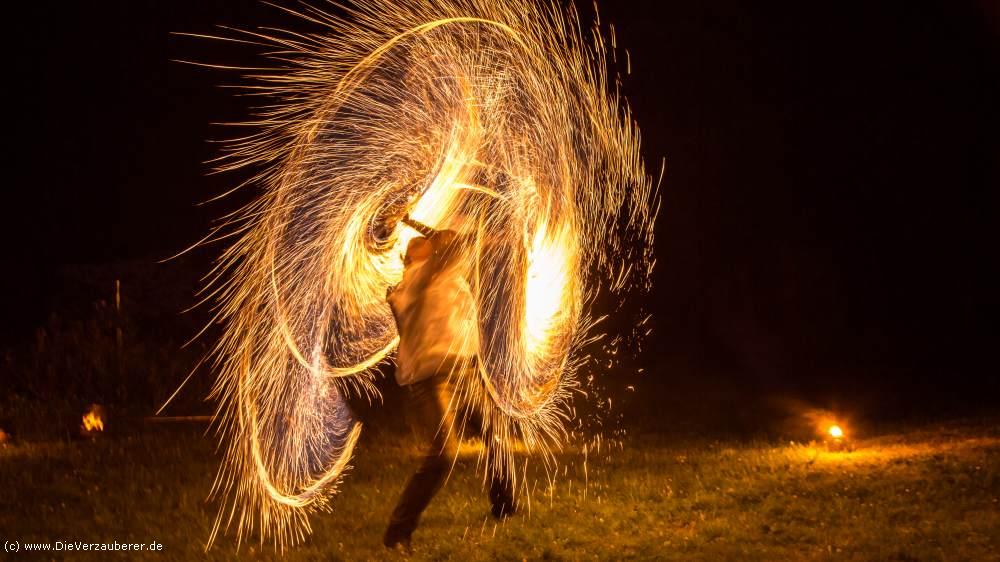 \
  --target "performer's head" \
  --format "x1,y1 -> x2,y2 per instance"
403,236 -> 432,266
